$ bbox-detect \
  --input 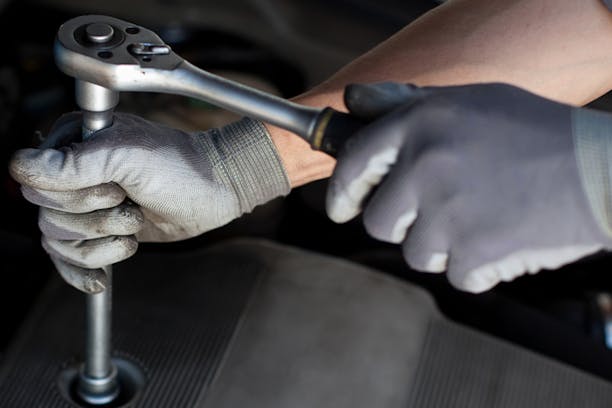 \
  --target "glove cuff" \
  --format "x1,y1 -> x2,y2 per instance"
211,118 -> 291,213
573,108 -> 612,237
